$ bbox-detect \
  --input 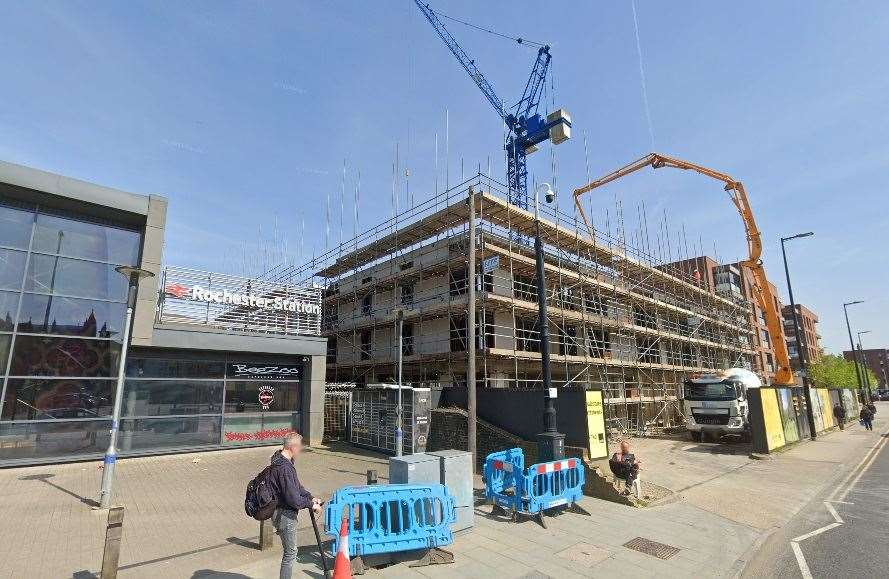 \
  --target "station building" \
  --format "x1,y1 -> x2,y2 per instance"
0,160 -> 326,466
